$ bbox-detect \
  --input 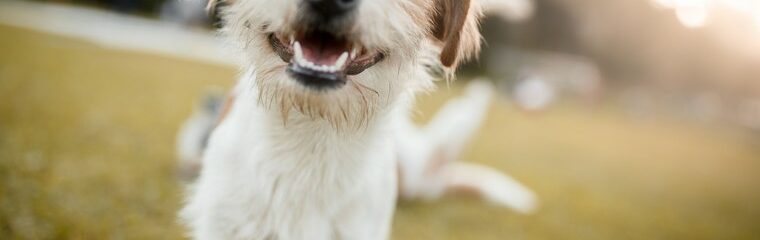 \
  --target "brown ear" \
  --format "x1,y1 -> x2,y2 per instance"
432,0 -> 482,68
